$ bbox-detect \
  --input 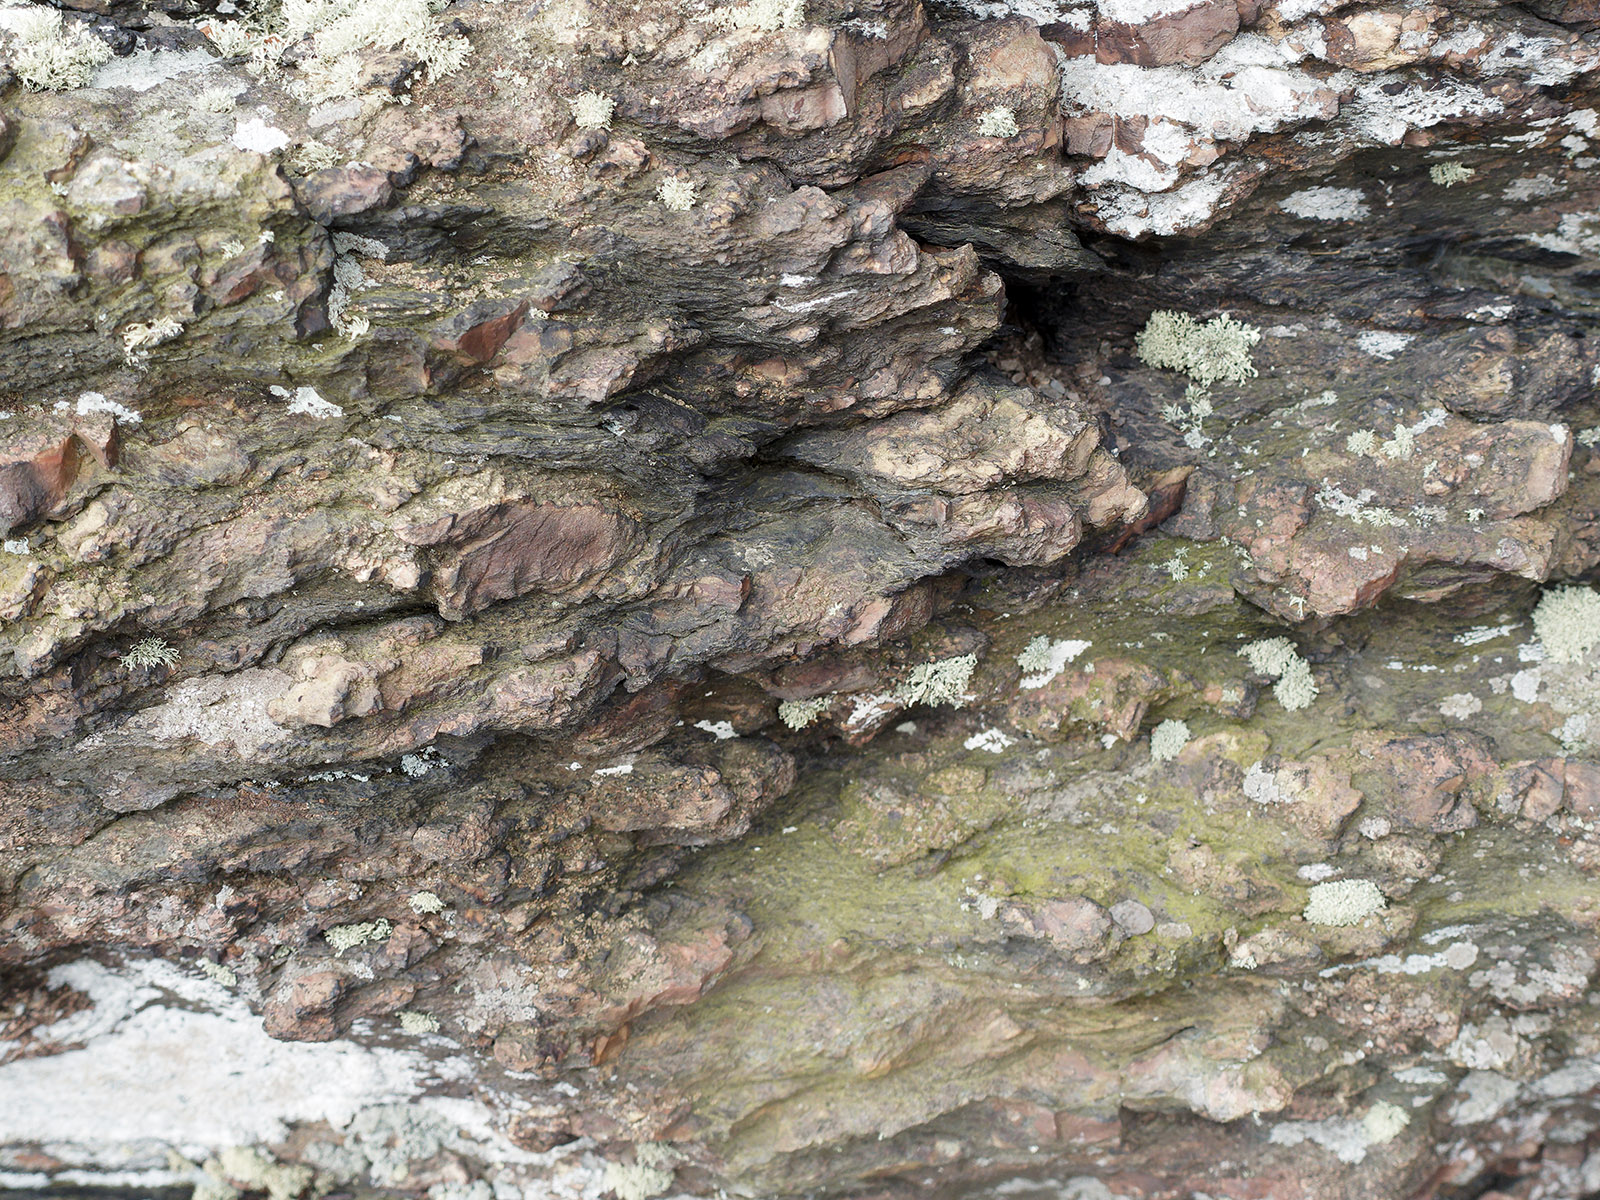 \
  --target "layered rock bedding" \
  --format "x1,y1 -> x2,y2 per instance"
5,0 -> 1600,1197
